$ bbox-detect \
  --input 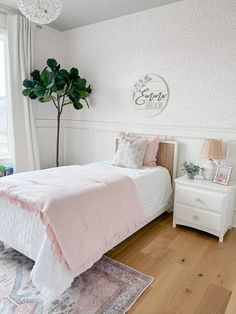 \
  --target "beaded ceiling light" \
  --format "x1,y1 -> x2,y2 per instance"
18,0 -> 63,24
